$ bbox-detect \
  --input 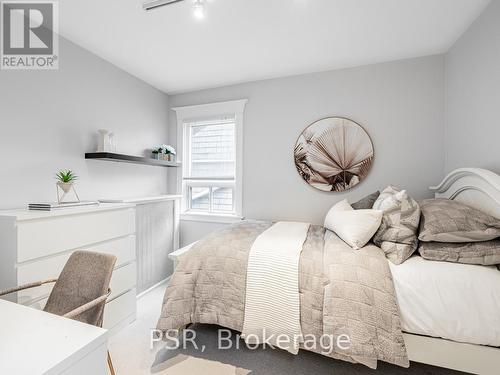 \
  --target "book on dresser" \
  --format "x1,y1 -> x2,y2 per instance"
0,203 -> 137,335
28,201 -> 99,211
